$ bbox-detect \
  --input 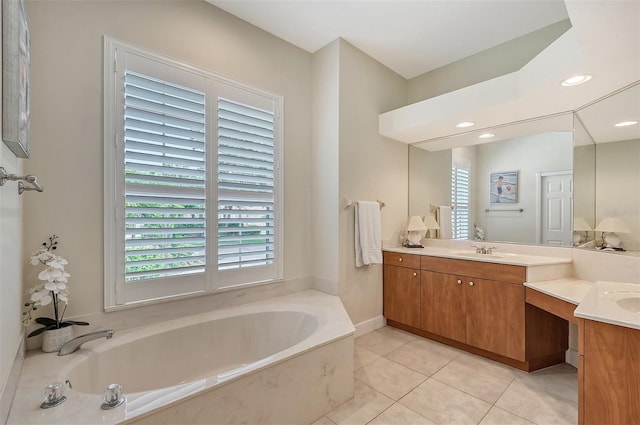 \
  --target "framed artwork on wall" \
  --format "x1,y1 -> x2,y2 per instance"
490,171 -> 518,203
2,0 -> 31,158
